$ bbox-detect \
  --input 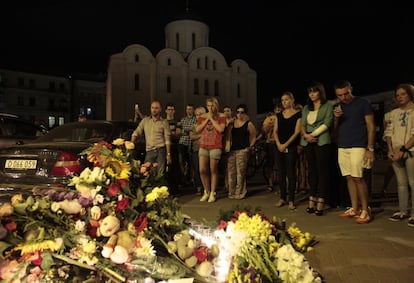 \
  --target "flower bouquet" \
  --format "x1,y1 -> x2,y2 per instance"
0,139 -> 193,282
212,205 -> 322,283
